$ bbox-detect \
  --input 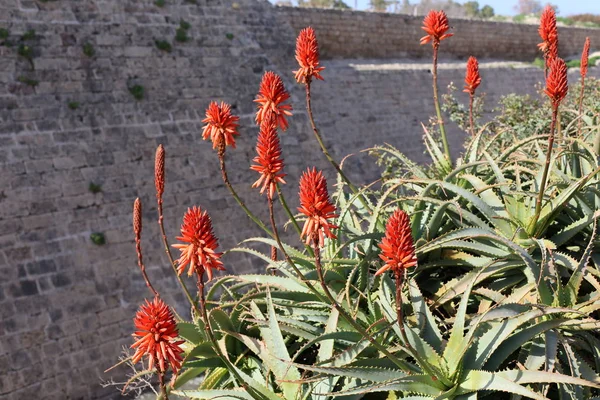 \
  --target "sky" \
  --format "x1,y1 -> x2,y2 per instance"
351,0 -> 600,15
